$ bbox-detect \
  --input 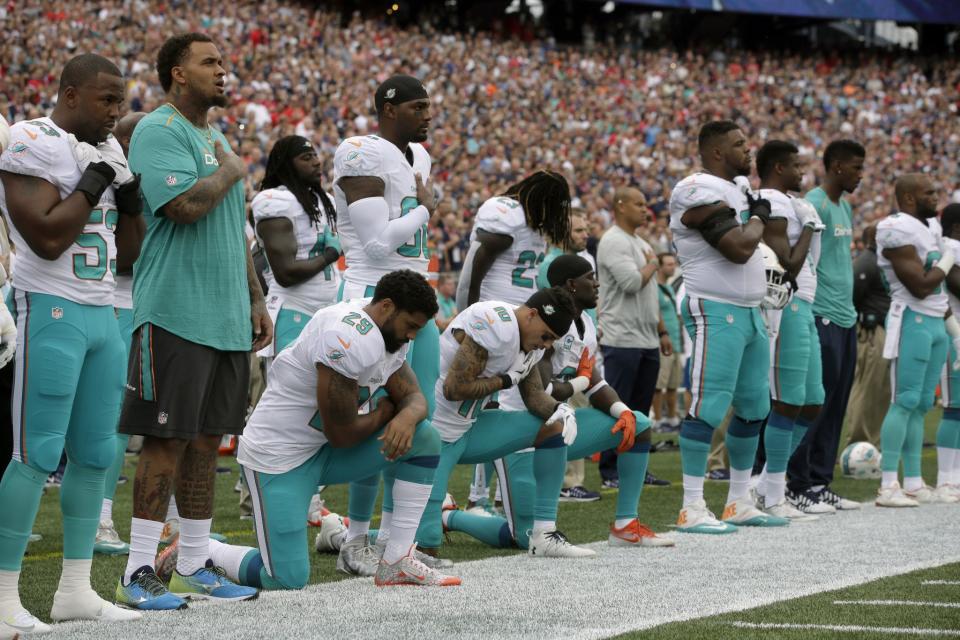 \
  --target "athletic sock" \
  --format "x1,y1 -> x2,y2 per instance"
613,518 -> 634,529
379,511 -> 393,539
903,476 -> 923,492
165,495 -> 179,522
208,538 -> 256,583
614,440 -> 650,521
936,412 -> 960,486
0,460 -> 47,572
124,518 -> 164,582
727,468 -> 752,502
937,447 -> 956,487
176,517 -> 211,576
60,463 -> 106,561
346,519 -> 370,542
383,480 -> 431,564
468,464 -> 488,503
791,417 -> 811,455
681,474 -> 705,507
679,418 -> 712,505
532,520 -> 556,532
725,416 -> 762,503
347,474 -> 380,524
532,434 -> 567,525
901,409 -> 926,483
56,558 -> 92,594
755,464 -> 769,498
0,569 -> 26,621
446,511 -> 513,548
880,403 -> 911,479
881,470 -> 899,488
100,499 -> 113,524
103,435 -> 128,503
764,410 -> 794,476
765,471 -> 787,506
